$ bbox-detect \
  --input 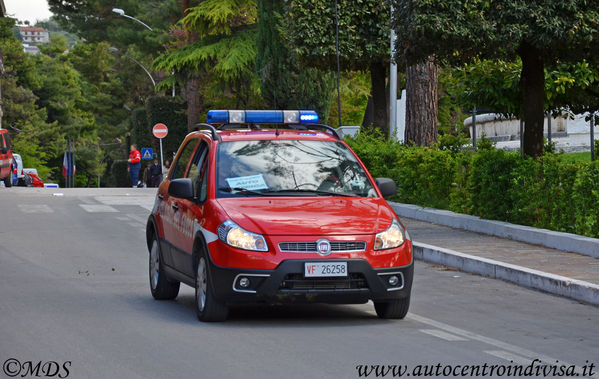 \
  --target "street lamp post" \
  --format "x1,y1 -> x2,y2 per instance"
112,8 -> 153,31
112,8 -> 175,97
108,47 -> 156,88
